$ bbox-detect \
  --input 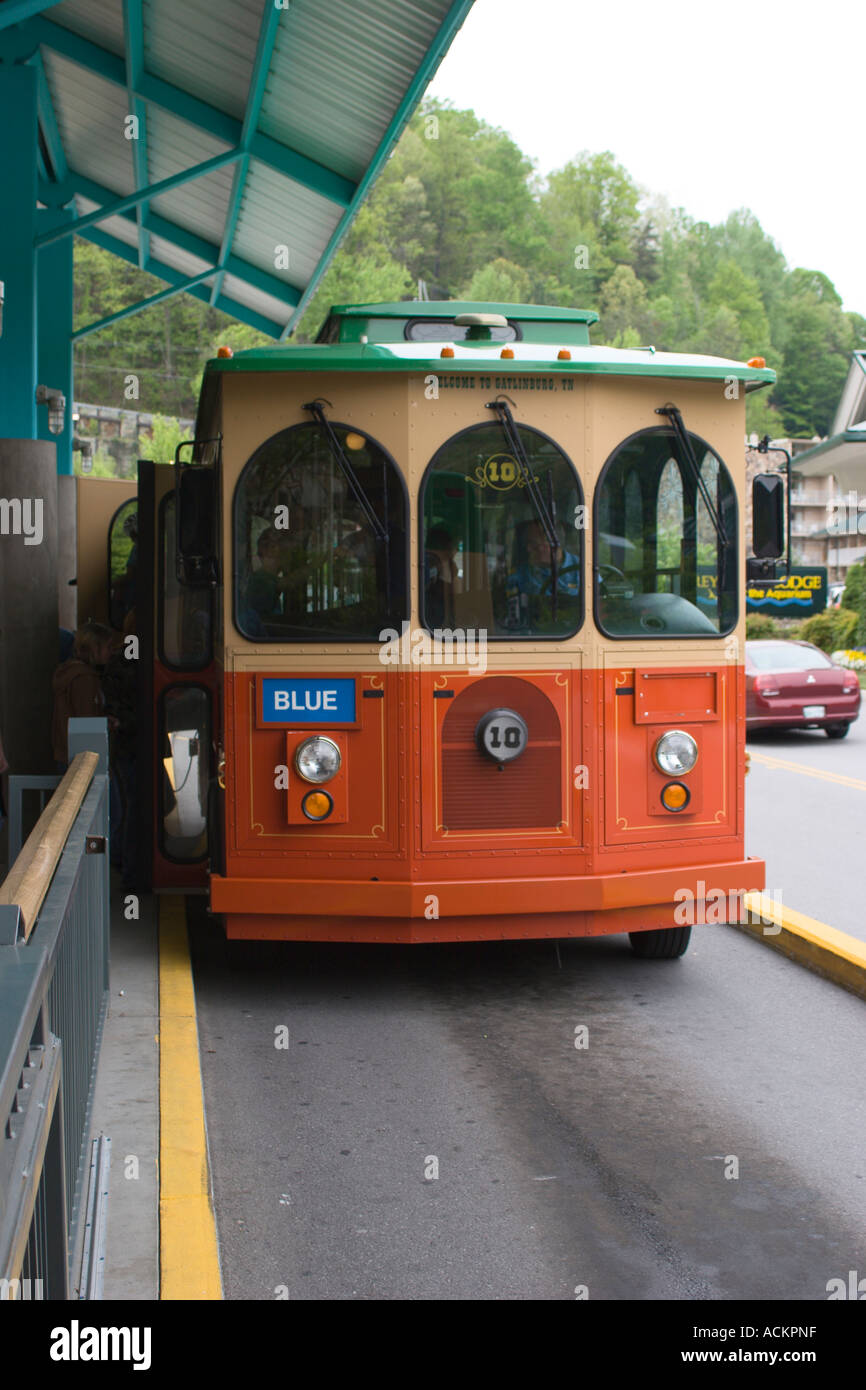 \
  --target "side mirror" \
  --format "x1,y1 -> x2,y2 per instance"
176,467 -> 217,585
752,473 -> 785,559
